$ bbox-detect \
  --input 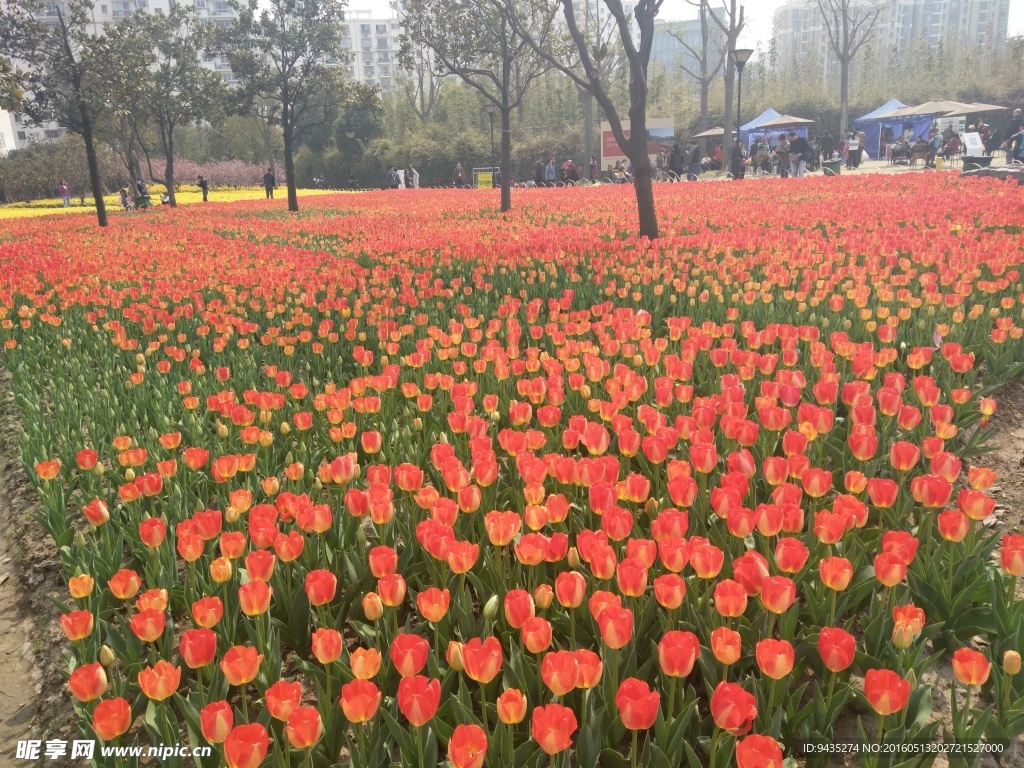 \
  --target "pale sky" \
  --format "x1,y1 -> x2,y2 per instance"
359,0 -> 1024,52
